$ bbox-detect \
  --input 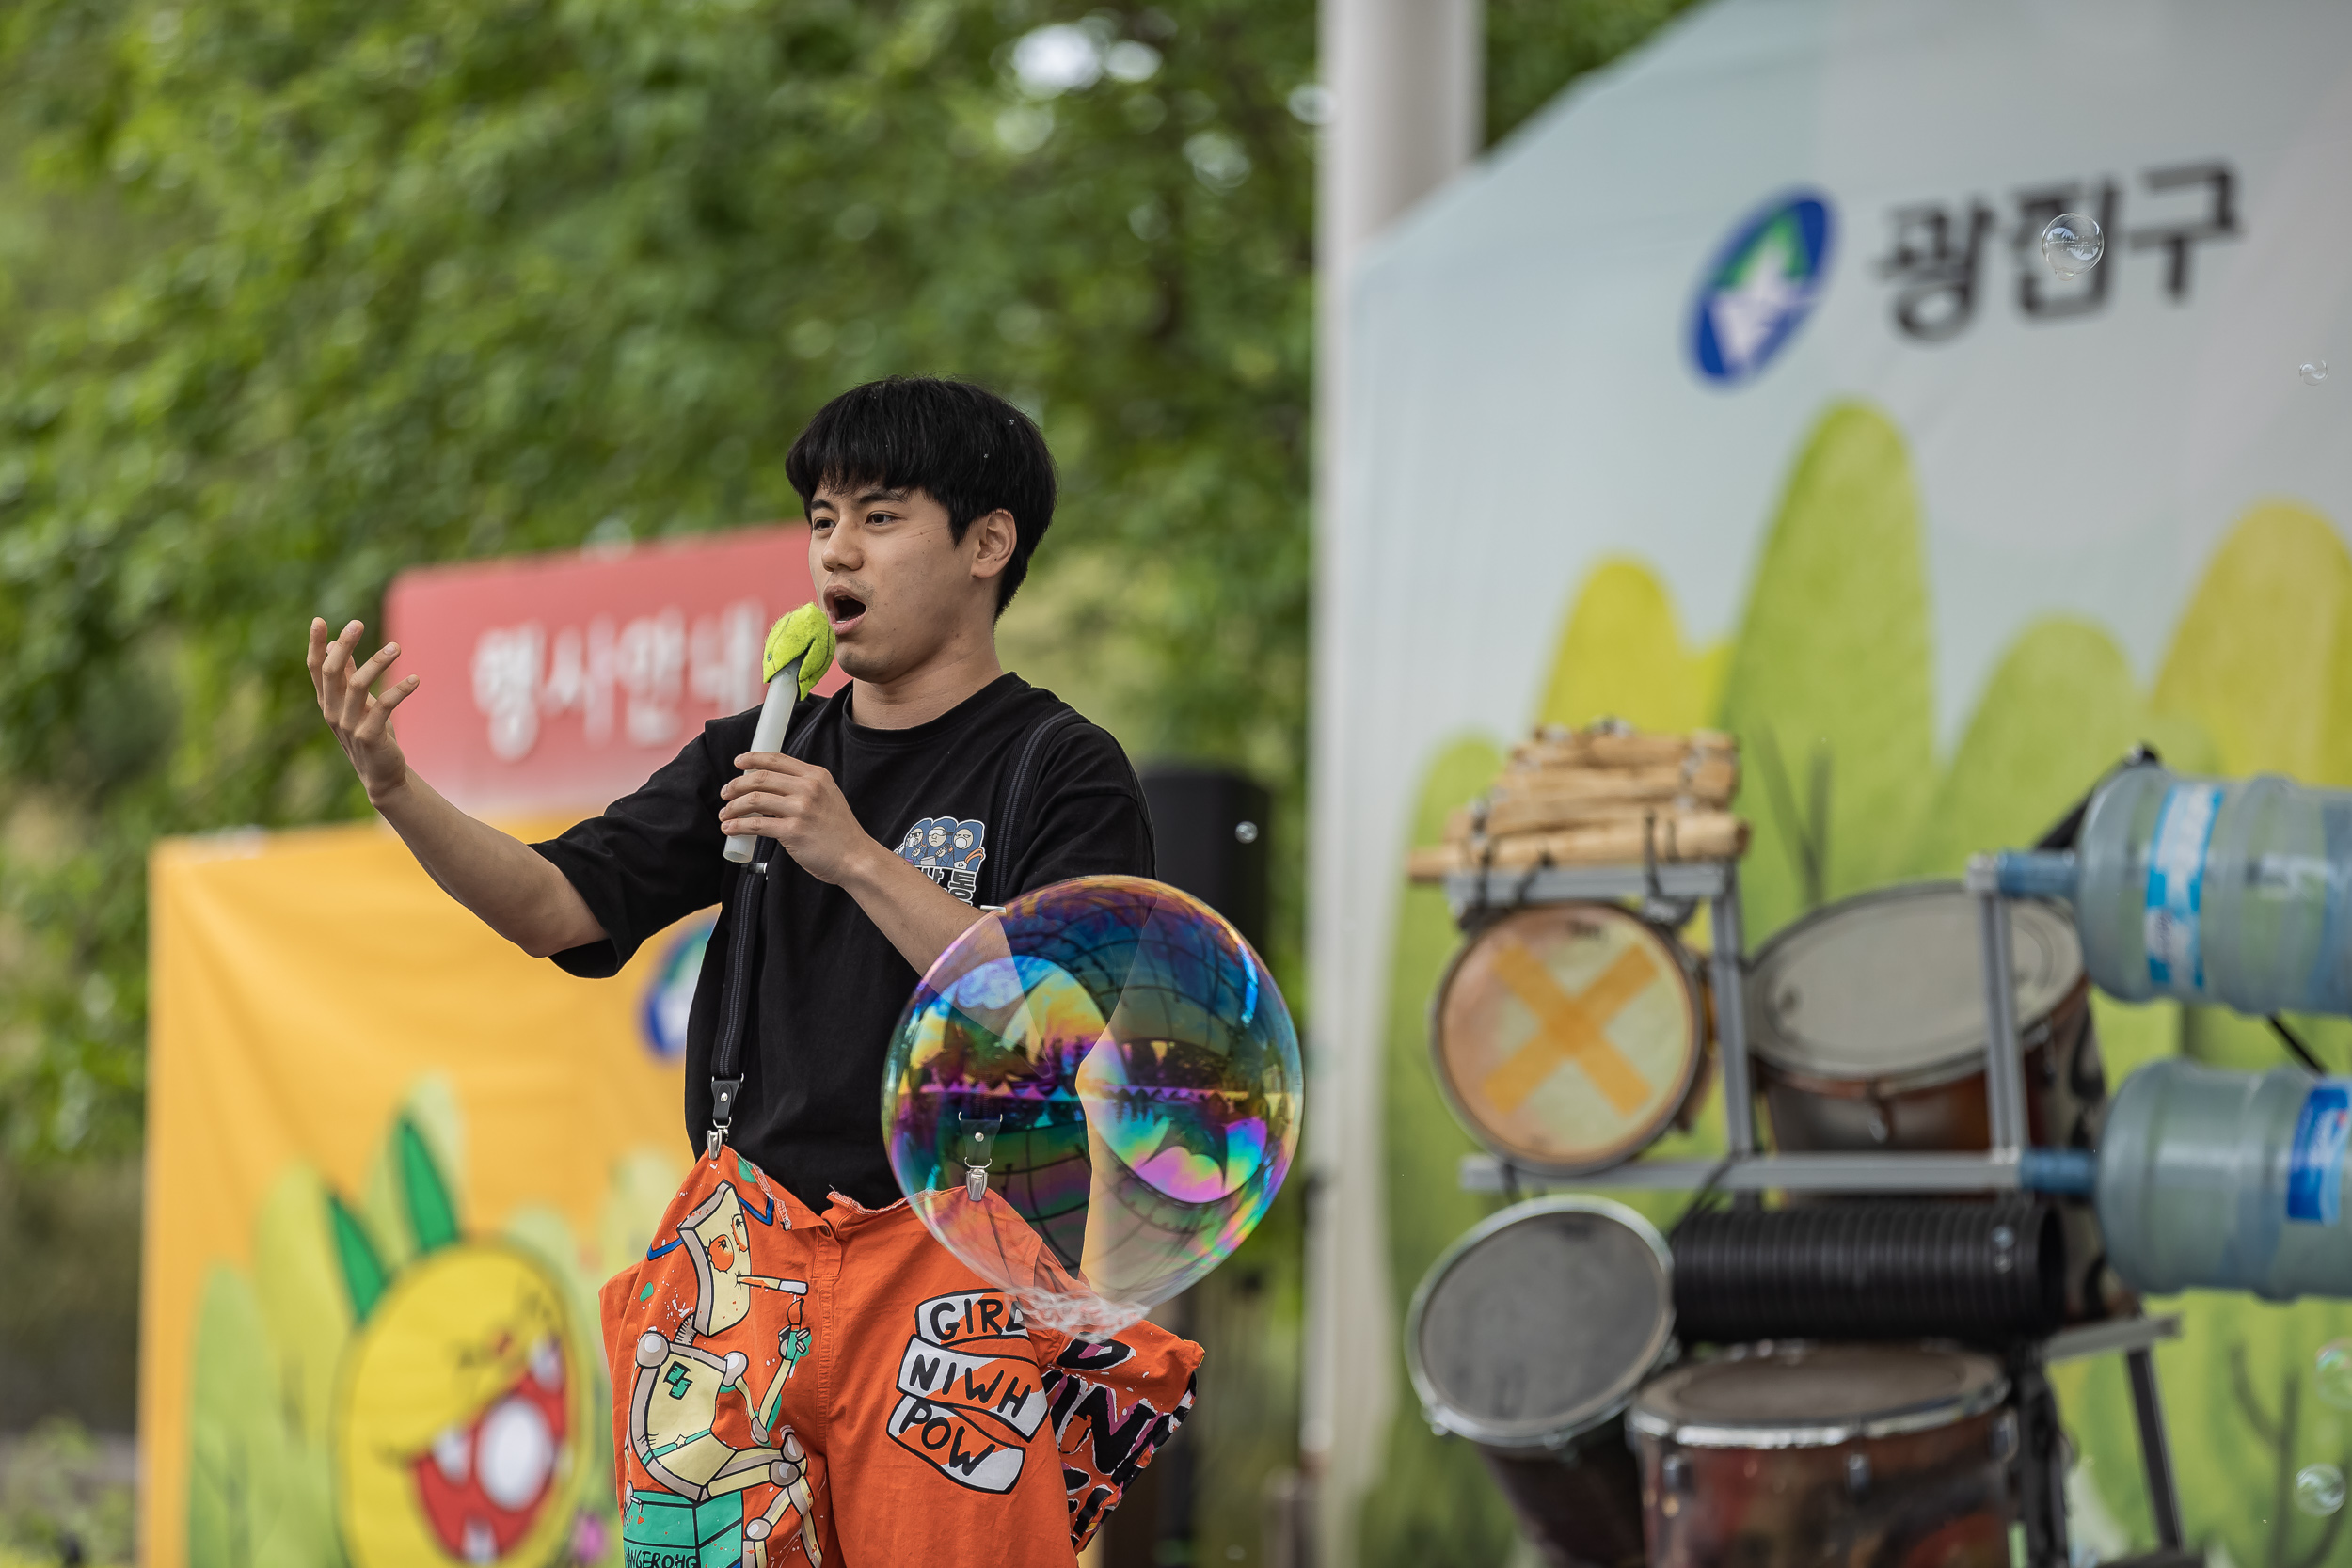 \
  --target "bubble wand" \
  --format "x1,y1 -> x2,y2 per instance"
724,604 -> 835,864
